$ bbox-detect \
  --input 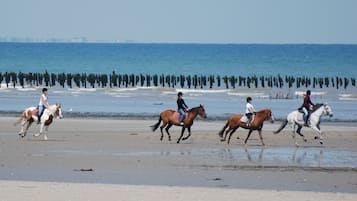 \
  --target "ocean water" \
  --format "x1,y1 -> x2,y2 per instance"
0,43 -> 356,121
